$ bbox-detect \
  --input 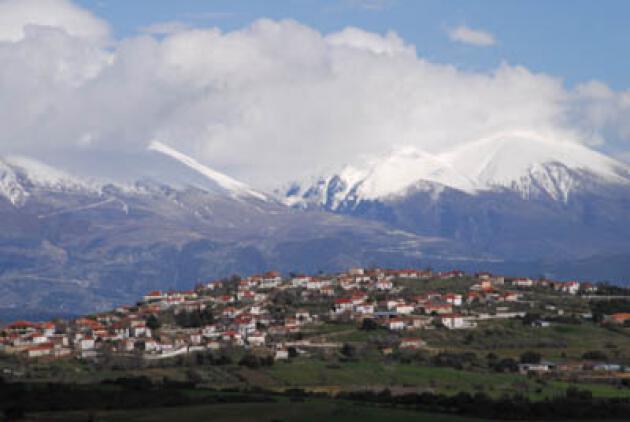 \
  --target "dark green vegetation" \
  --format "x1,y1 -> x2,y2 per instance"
3,377 -> 630,422
28,401 -> 496,422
